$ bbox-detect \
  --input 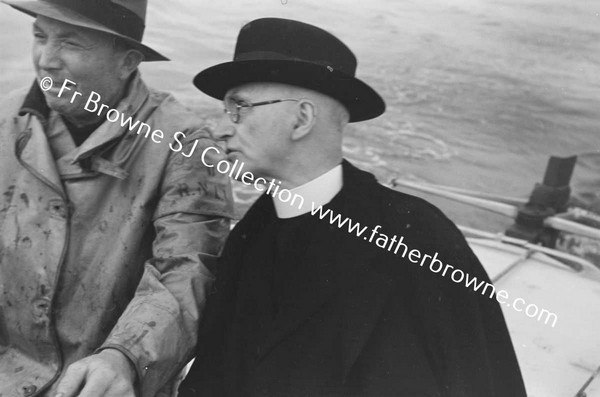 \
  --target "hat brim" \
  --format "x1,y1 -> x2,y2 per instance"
193,60 -> 385,122
2,0 -> 169,62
